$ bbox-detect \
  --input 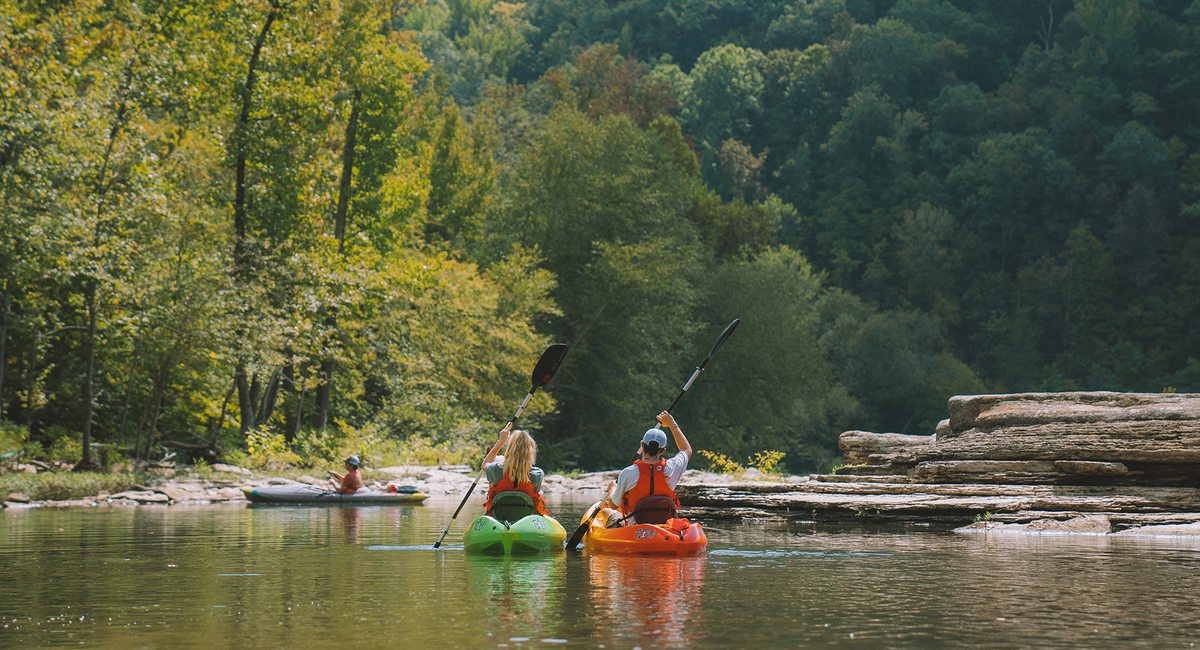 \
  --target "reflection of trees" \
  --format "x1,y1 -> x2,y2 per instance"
586,554 -> 707,645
